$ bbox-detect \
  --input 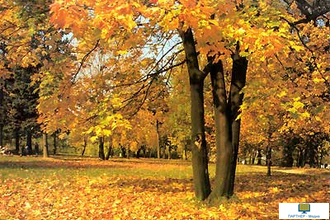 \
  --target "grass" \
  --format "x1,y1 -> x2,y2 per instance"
0,156 -> 329,219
